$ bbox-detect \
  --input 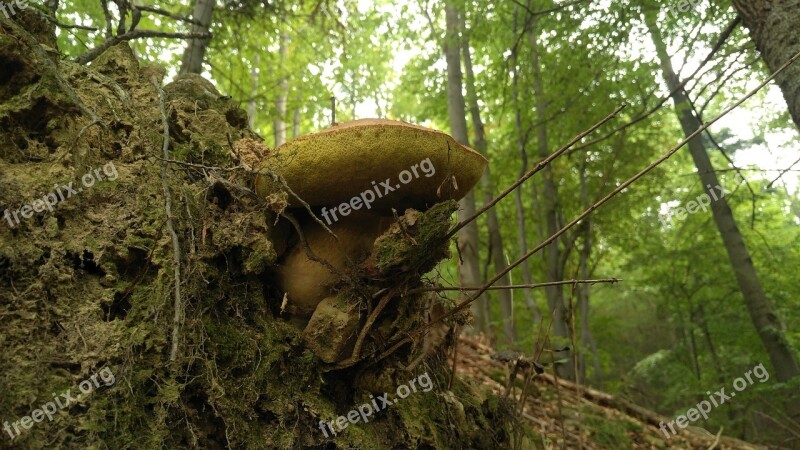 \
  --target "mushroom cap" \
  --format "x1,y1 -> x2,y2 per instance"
255,119 -> 488,212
